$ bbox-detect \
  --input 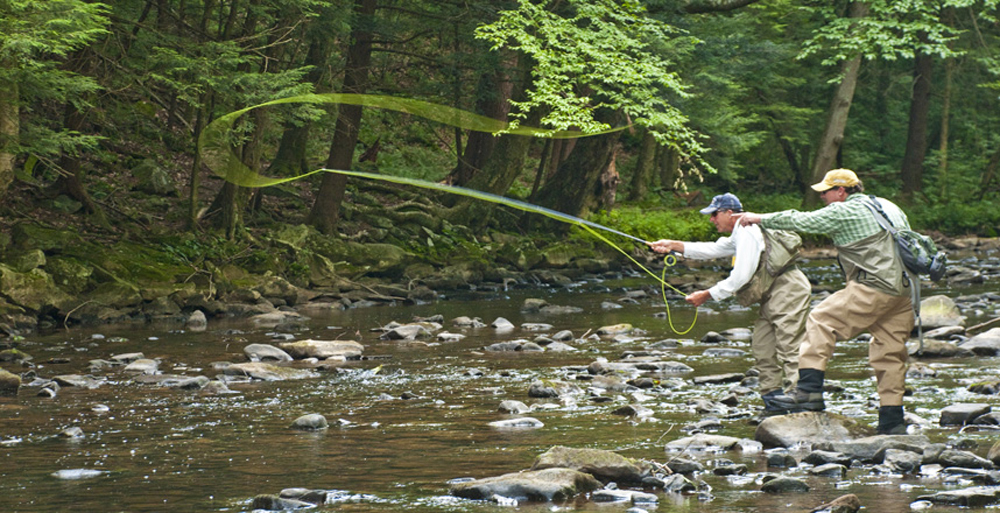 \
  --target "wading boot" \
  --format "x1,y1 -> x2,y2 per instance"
768,369 -> 825,412
877,405 -> 907,435
760,389 -> 790,417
